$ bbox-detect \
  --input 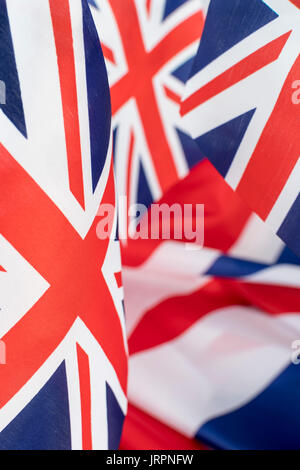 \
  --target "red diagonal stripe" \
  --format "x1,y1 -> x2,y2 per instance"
150,11 -> 204,76
181,31 -> 291,116
237,54 -> 300,219
114,271 -> 122,288
163,85 -> 182,105
126,130 -> 135,220
289,0 -> 300,8
101,43 -> 116,65
49,0 -> 85,208
77,344 -> 93,450
146,0 -> 151,15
